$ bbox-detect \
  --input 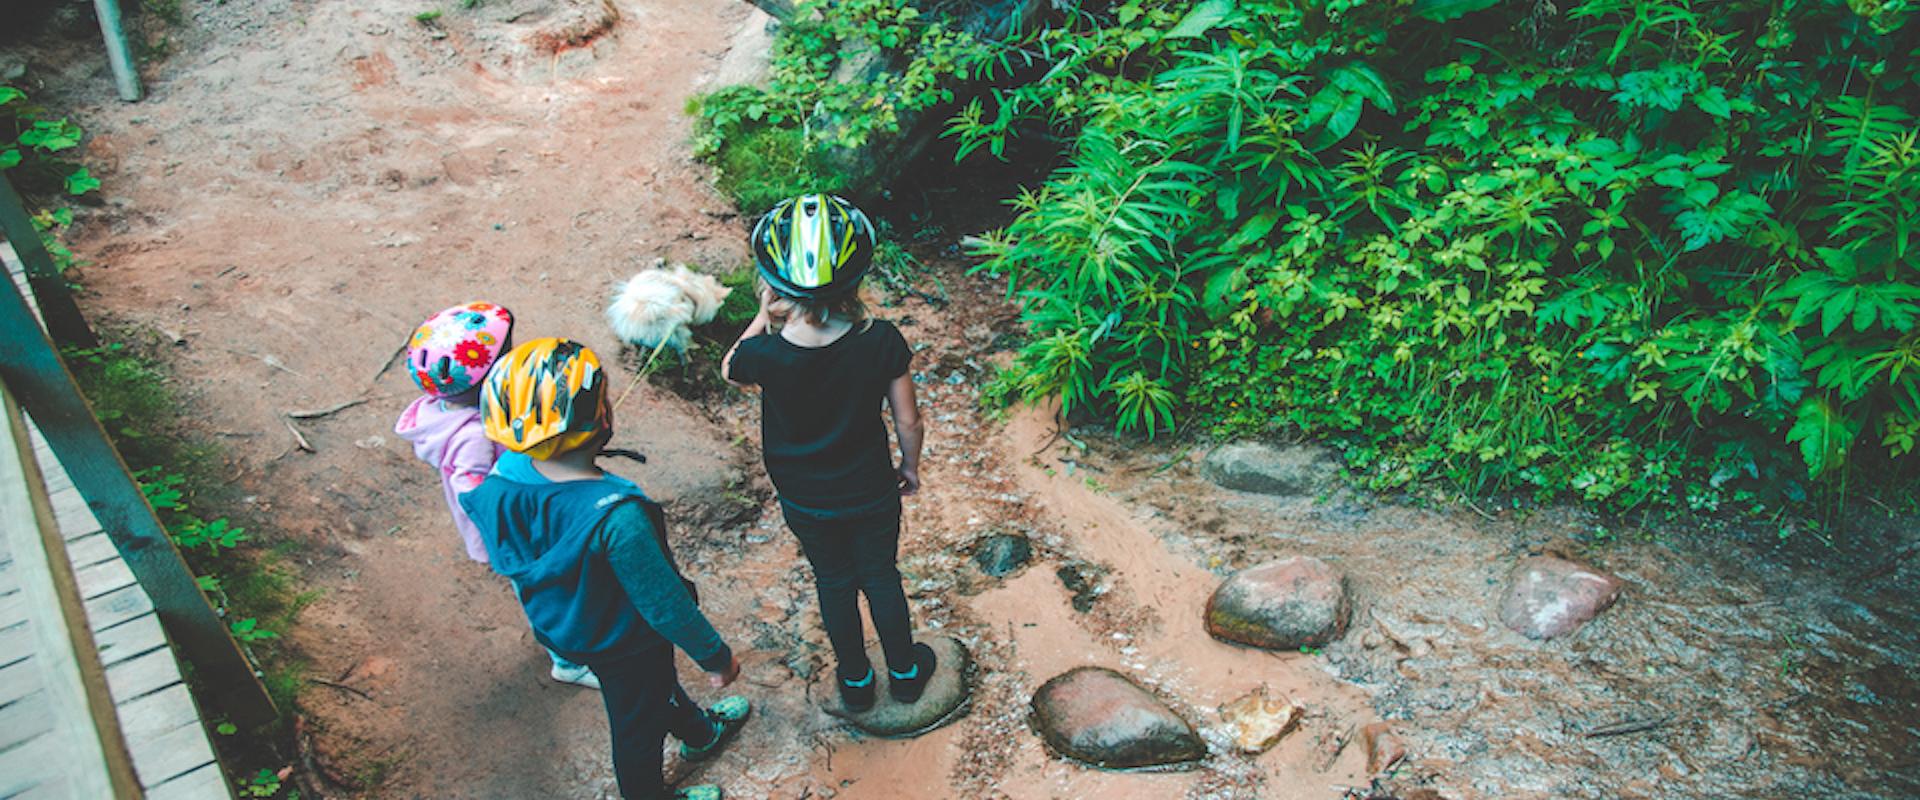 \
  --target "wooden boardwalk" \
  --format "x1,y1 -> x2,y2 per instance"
3,243 -> 232,799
